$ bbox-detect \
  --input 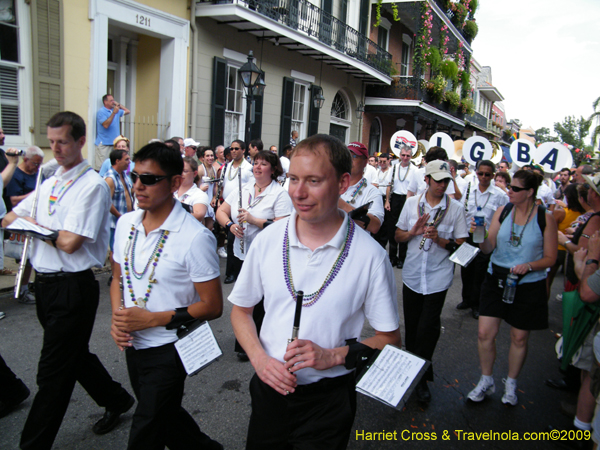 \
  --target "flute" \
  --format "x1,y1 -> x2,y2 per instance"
288,291 -> 304,343
14,168 -> 44,298
419,207 -> 444,250
214,161 -> 227,205
238,165 -> 244,254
